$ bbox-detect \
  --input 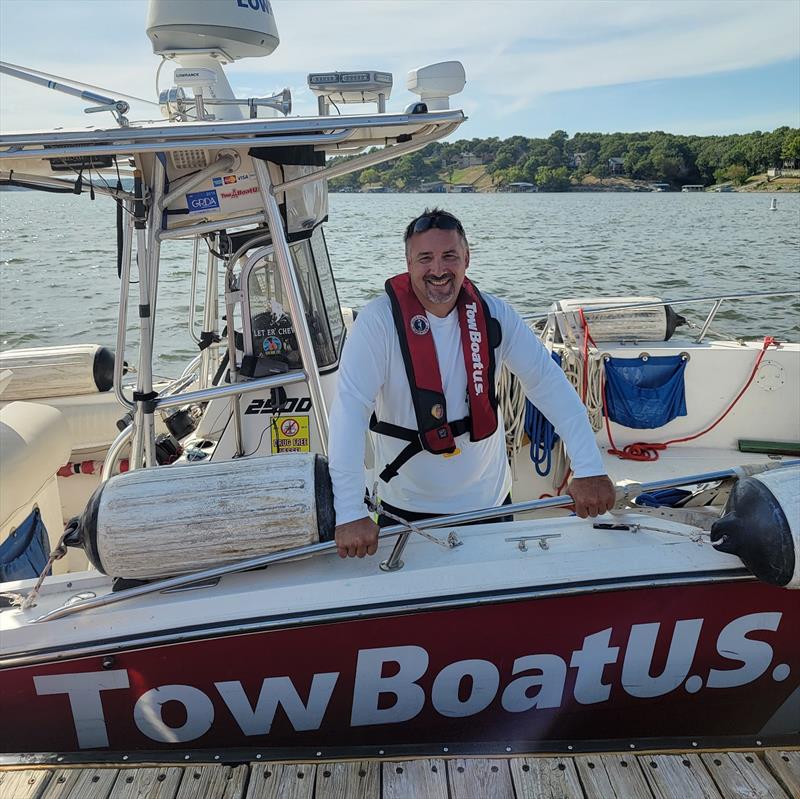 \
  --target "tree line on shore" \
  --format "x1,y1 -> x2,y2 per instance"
329,127 -> 800,192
